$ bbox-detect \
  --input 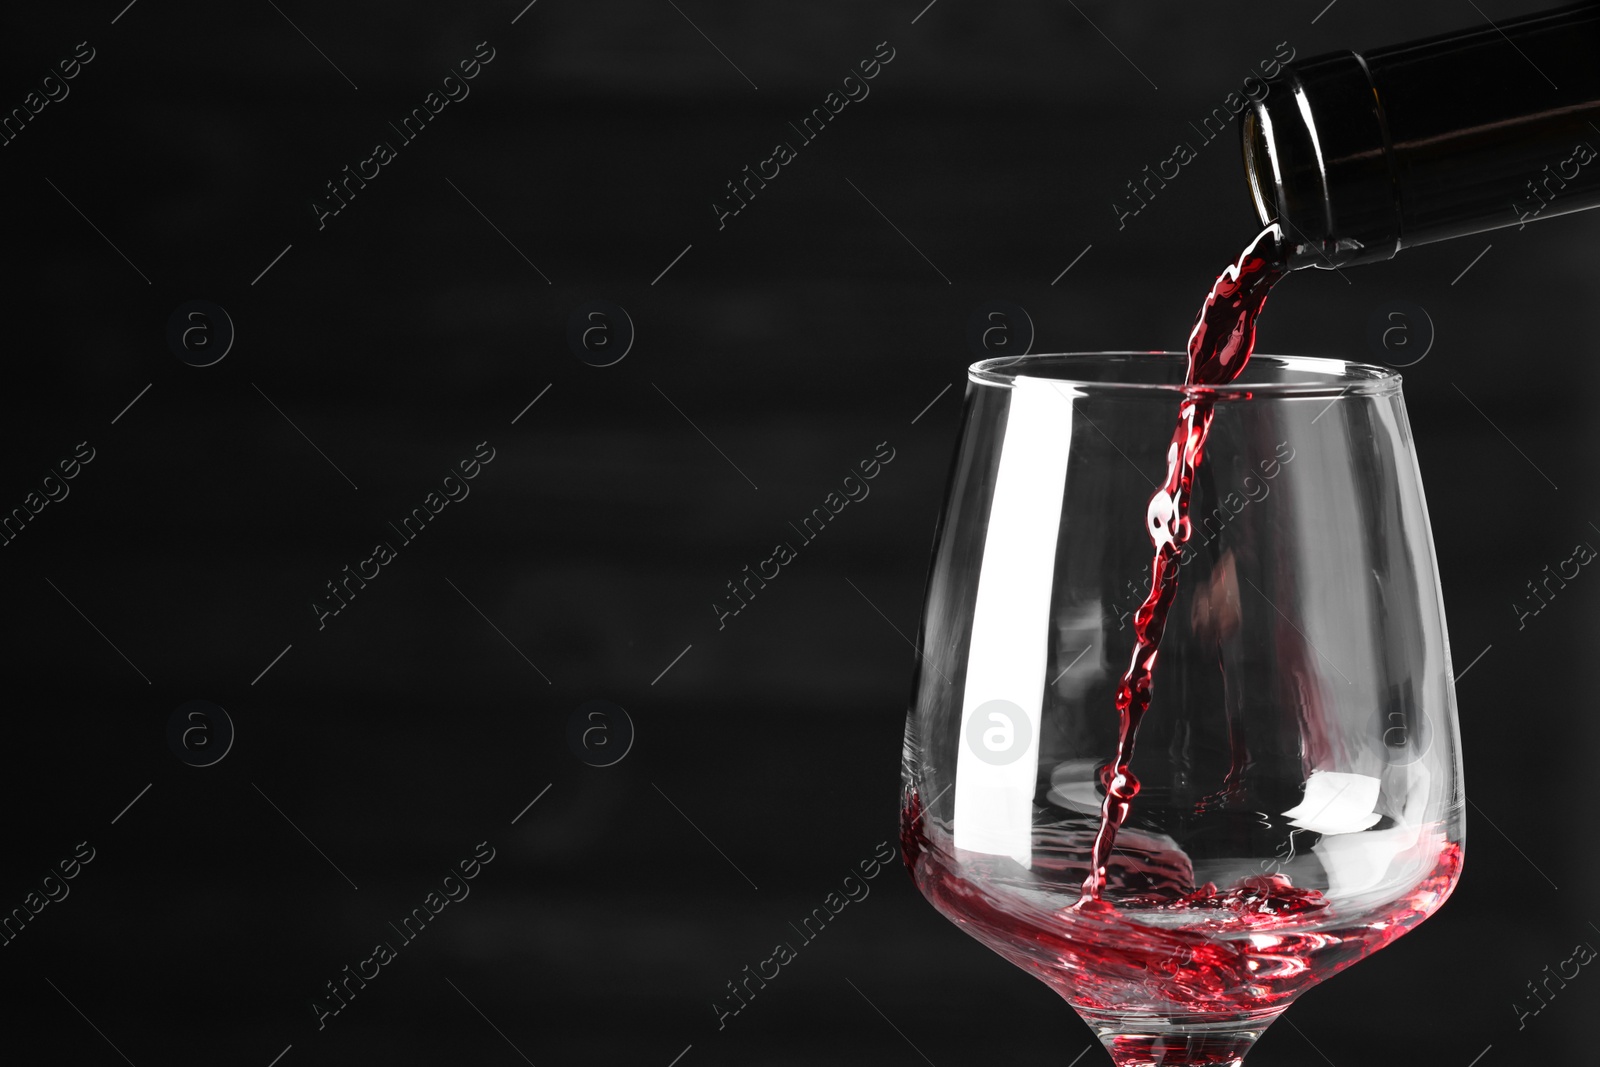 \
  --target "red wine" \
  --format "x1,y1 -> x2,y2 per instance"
1080,225 -> 1286,902
902,788 -> 1462,1024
